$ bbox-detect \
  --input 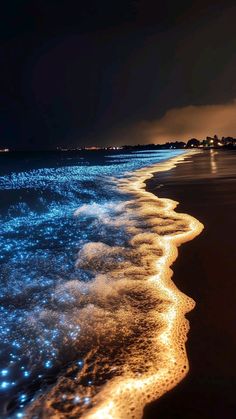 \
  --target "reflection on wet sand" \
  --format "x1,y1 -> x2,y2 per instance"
210,149 -> 218,174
